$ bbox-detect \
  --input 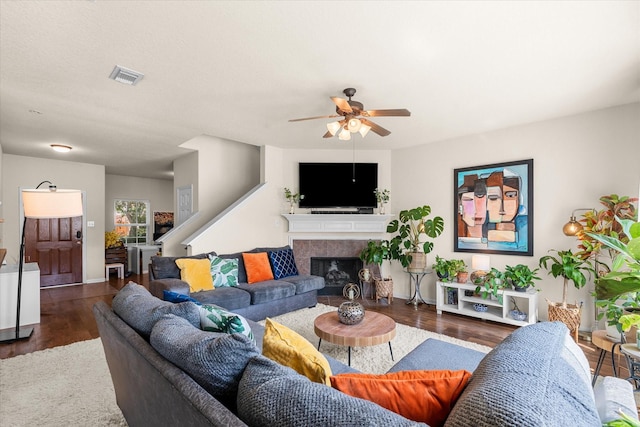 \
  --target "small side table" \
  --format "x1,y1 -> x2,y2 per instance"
620,344 -> 640,390
405,269 -> 431,308
591,330 -> 623,386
